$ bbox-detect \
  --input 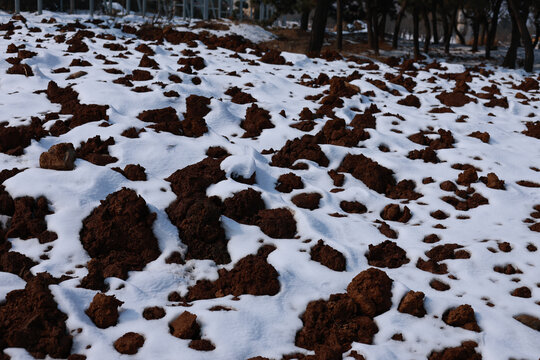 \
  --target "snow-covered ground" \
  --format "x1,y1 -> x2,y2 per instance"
0,11 -> 539,360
